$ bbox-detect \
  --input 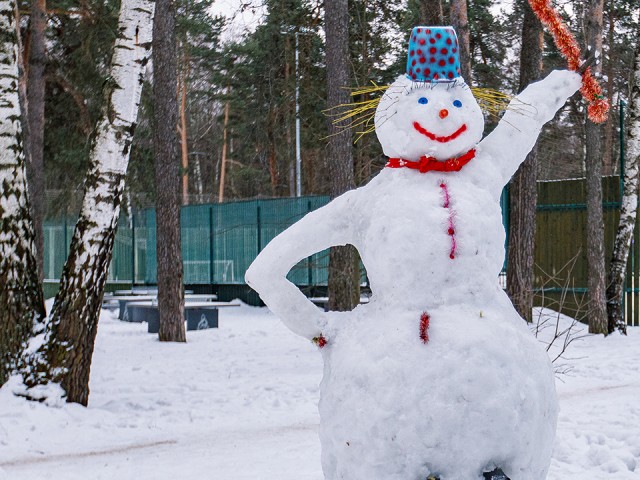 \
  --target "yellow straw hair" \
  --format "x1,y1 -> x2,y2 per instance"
324,82 -> 517,143
323,82 -> 388,142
